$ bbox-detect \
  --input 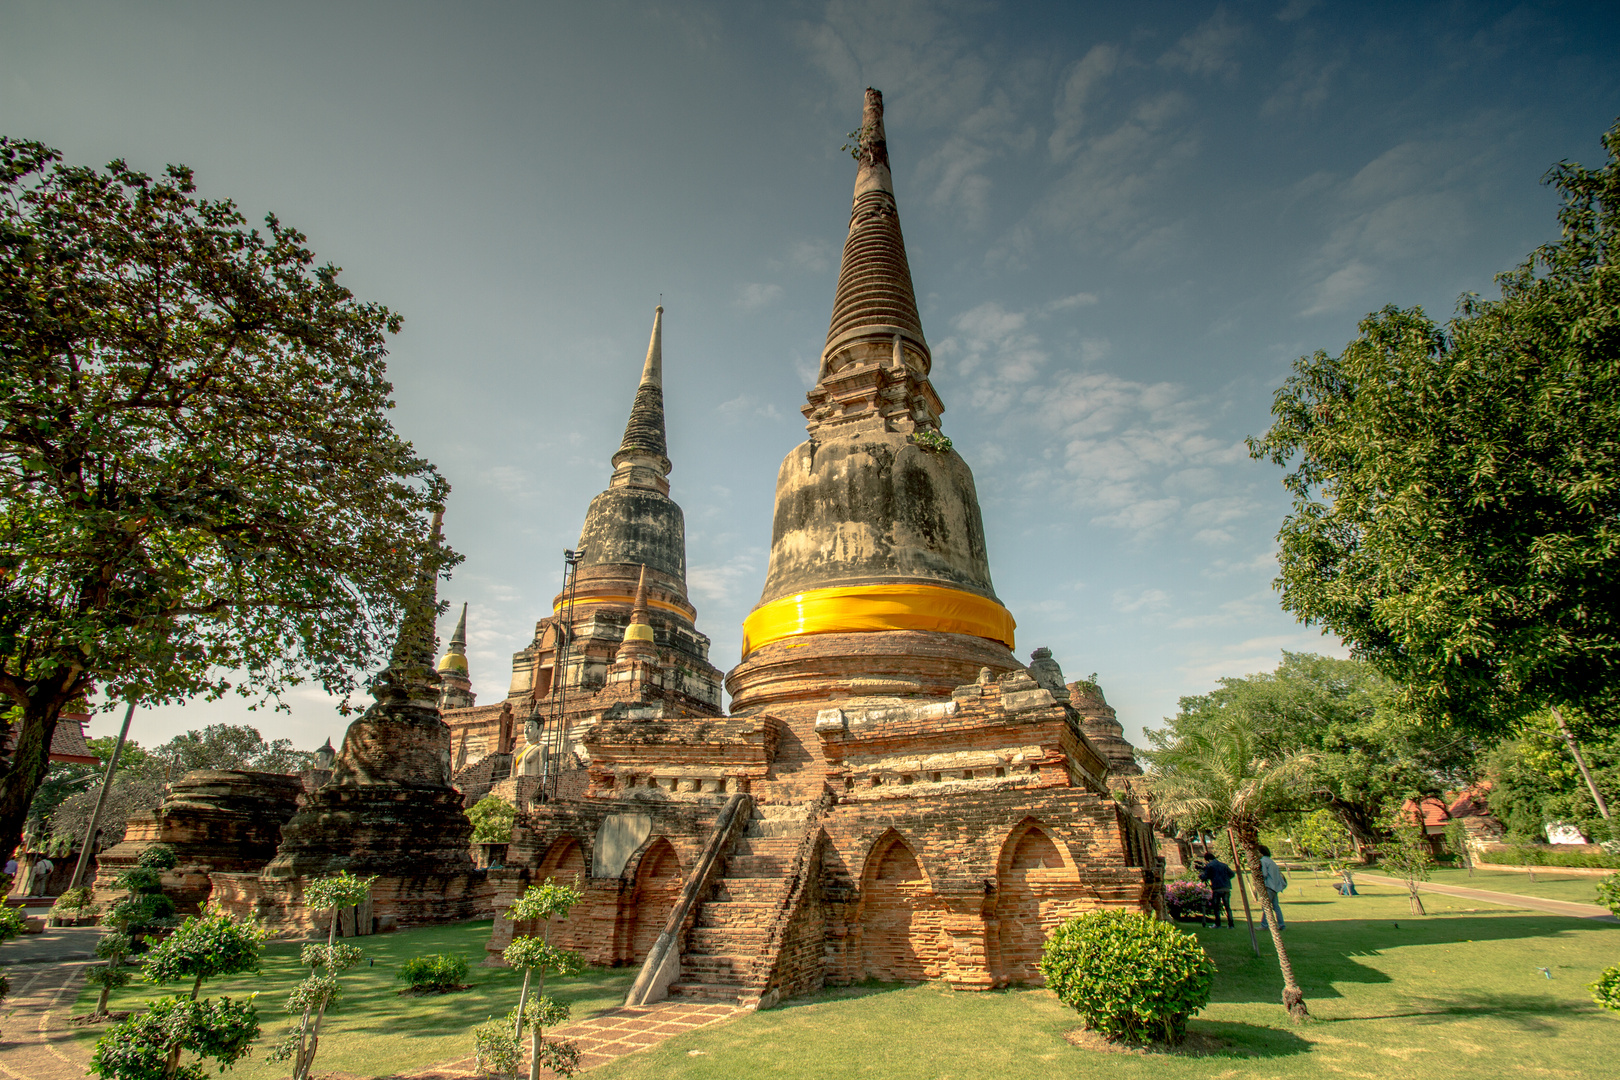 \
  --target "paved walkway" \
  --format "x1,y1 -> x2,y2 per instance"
400,999 -> 743,1078
0,960 -> 95,1080
1357,873 -> 1616,920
